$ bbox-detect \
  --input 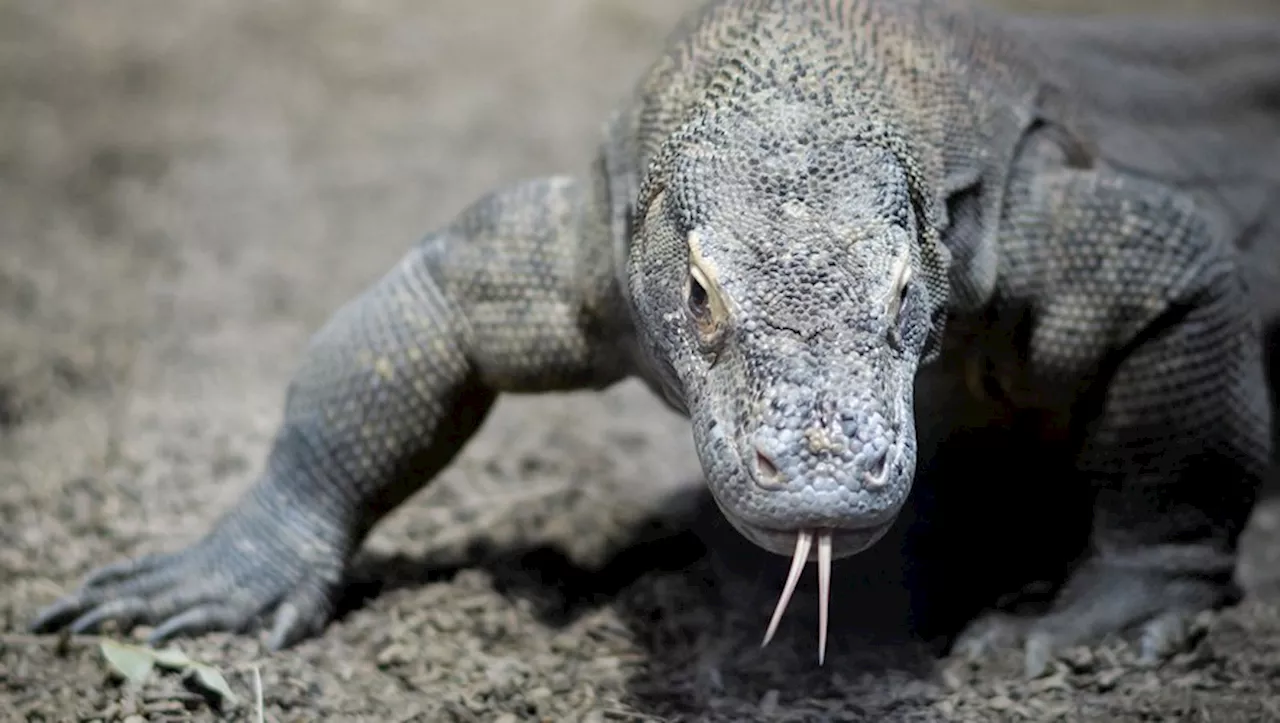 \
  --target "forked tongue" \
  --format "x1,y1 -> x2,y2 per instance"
760,529 -> 833,664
